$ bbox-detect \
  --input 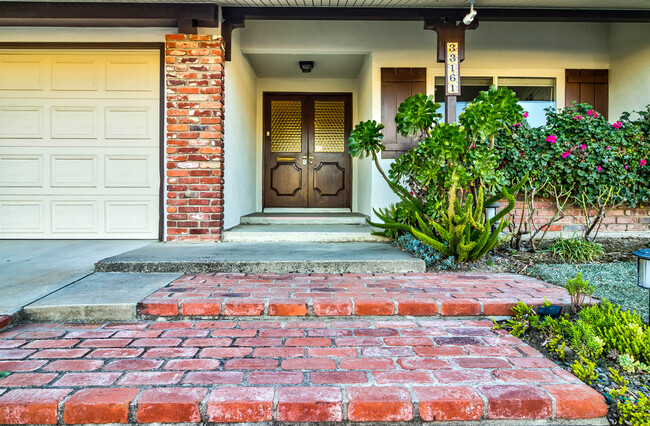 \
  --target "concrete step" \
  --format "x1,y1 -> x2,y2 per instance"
222,224 -> 387,243
0,319 -> 607,425
138,272 -> 572,320
22,272 -> 181,322
241,212 -> 368,226
95,242 -> 421,274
